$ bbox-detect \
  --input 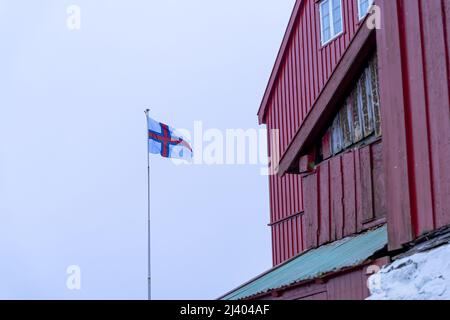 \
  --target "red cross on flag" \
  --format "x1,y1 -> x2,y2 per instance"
146,114 -> 193,161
